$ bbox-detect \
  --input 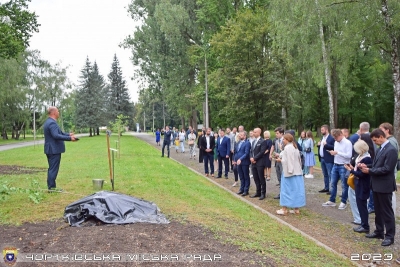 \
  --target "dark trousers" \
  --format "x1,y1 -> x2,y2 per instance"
356,196 -> 369,230
233,165 -> 238,182
161,141 -> 170,157
218,155 -> 229,177
251,164 -> 266,195
229,152 -> 234,169
373,191 -> 395,239
238,164 -> 250,193
203,152 -> 214,174
46,153 -> 61,189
